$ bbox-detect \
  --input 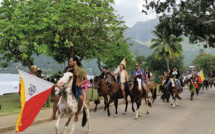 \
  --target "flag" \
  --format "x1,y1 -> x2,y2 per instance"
114,58 -> 126,74
197,70 -> 204,83
15,70 -> 54,132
